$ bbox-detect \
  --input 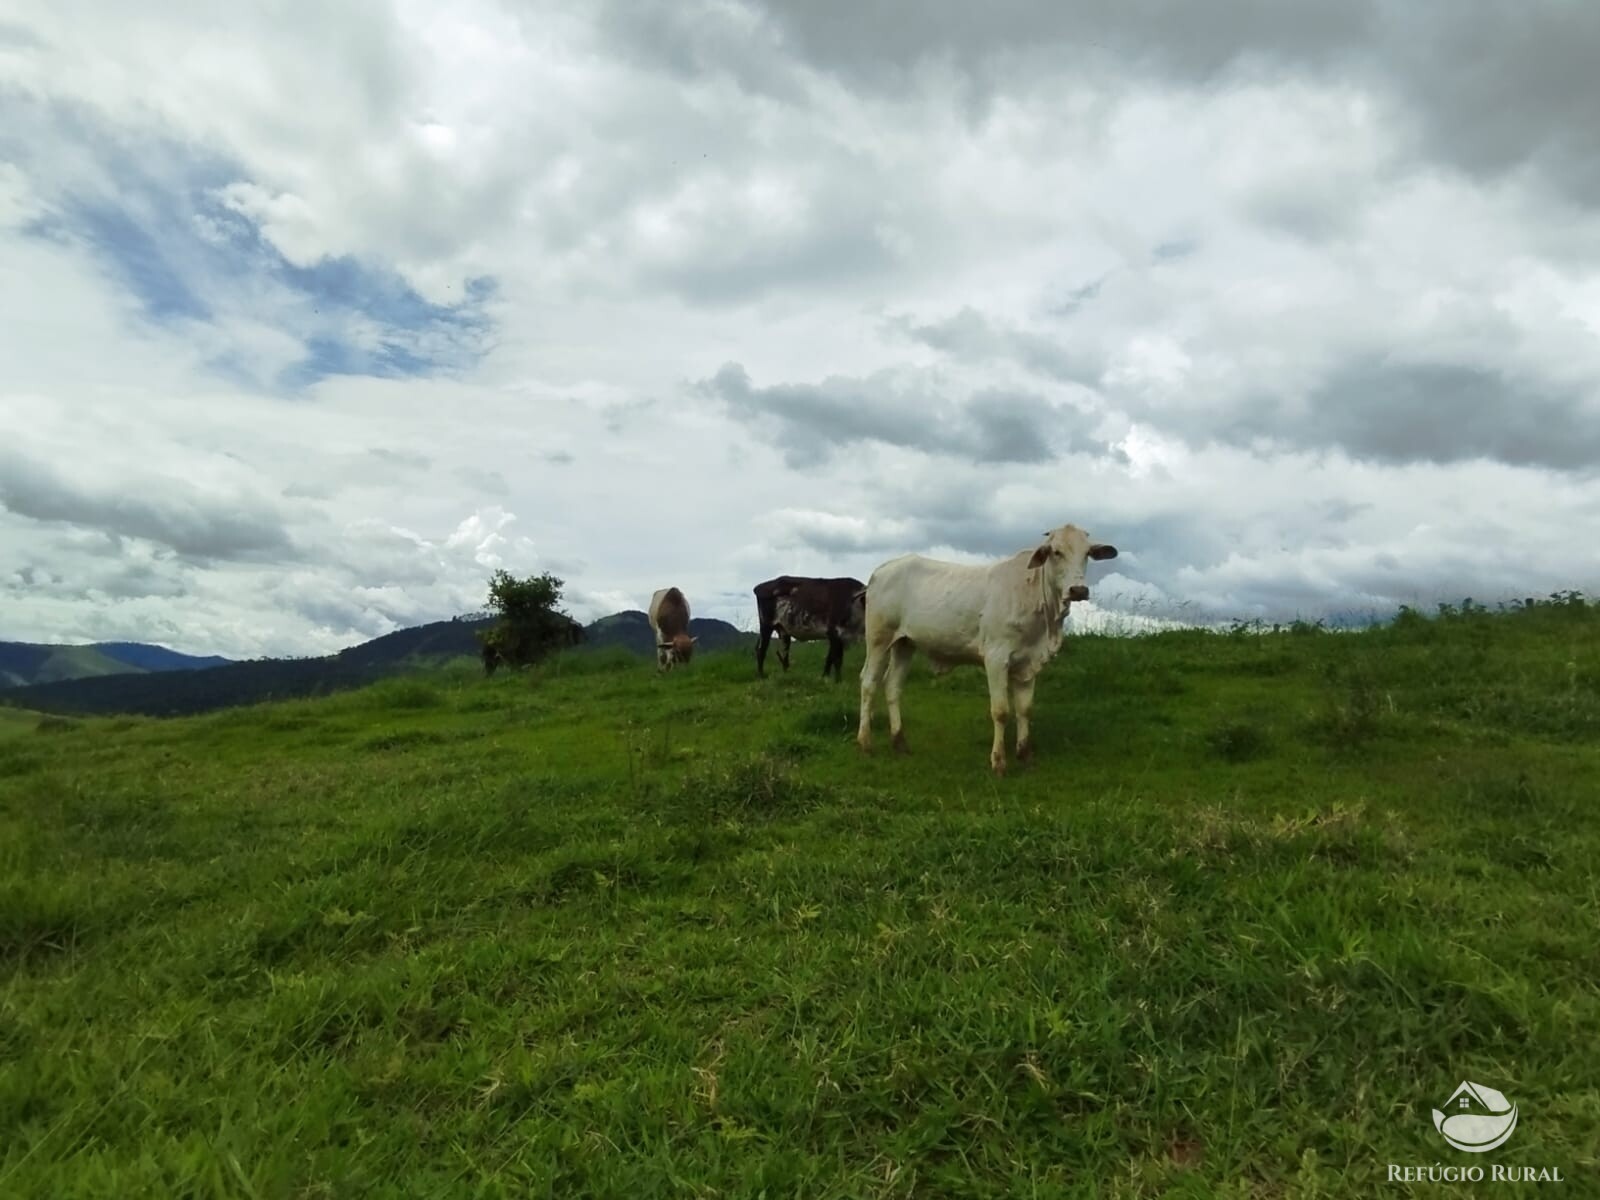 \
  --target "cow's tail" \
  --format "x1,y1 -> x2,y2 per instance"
754,585 -> 778,628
